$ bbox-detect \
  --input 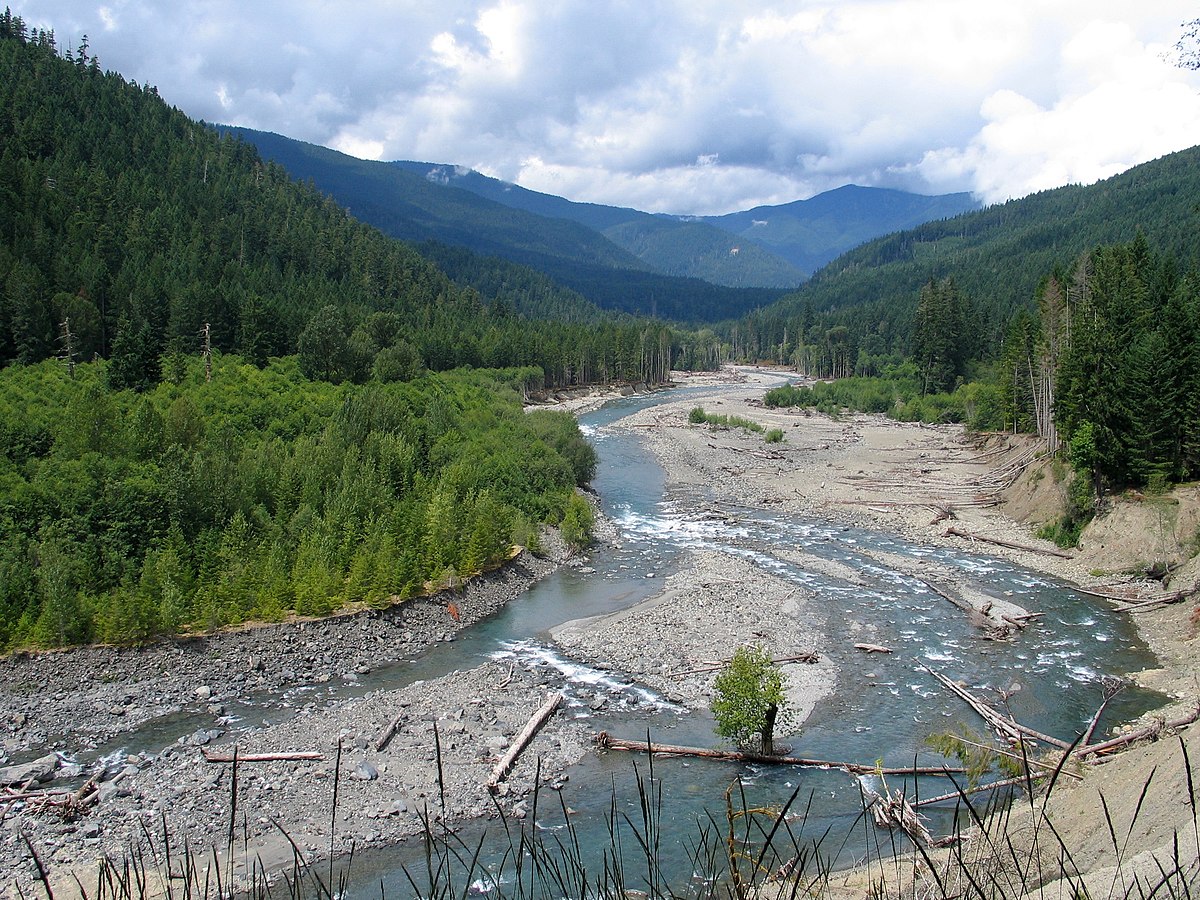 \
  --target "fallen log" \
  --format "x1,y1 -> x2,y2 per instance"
854,643 -> 893,654
486,693 -> 562,792
1117,592 -> 1193,612
1076,704 -> 1200,759
595,733 -> 966,777
867,785 -> 934,845
943,527 -> 1074,560
374,713 -> 406,752
916,578 -> 973,614
913,775 -> 1029,808
924,667 -> 1072,751
201,750 -> 324,763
